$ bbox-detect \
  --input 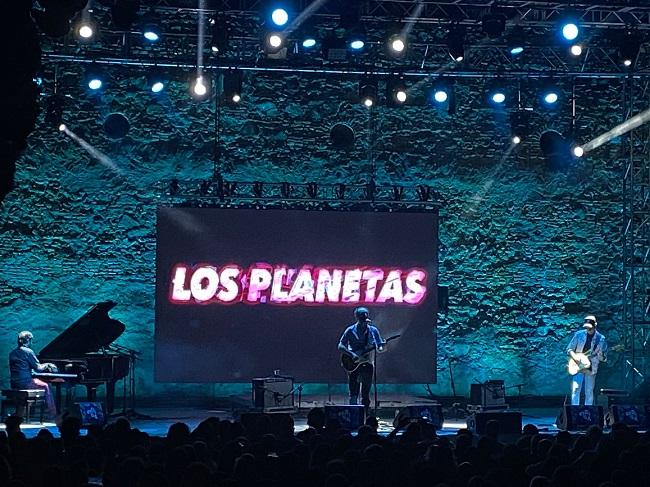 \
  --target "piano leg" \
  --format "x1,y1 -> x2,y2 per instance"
106,381 -> 116,414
